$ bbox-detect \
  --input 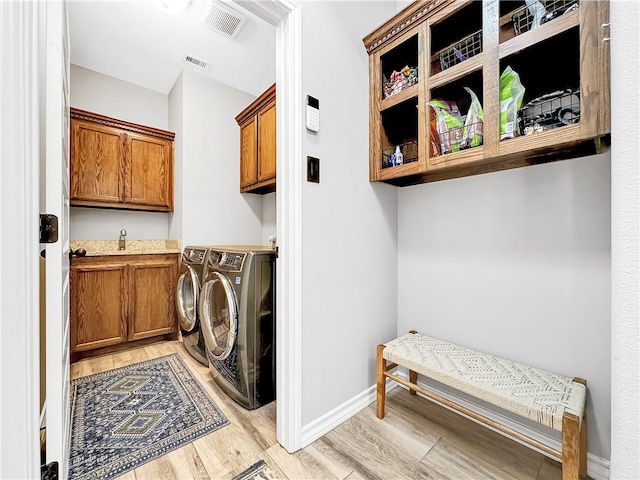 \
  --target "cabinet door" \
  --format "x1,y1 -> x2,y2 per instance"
126,133 -> 173,211
257,100 -> 276,182
70,262 -> 127,352
128,257 -> 177,341
240,117 -> 258,189
70,119 -> 125,205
